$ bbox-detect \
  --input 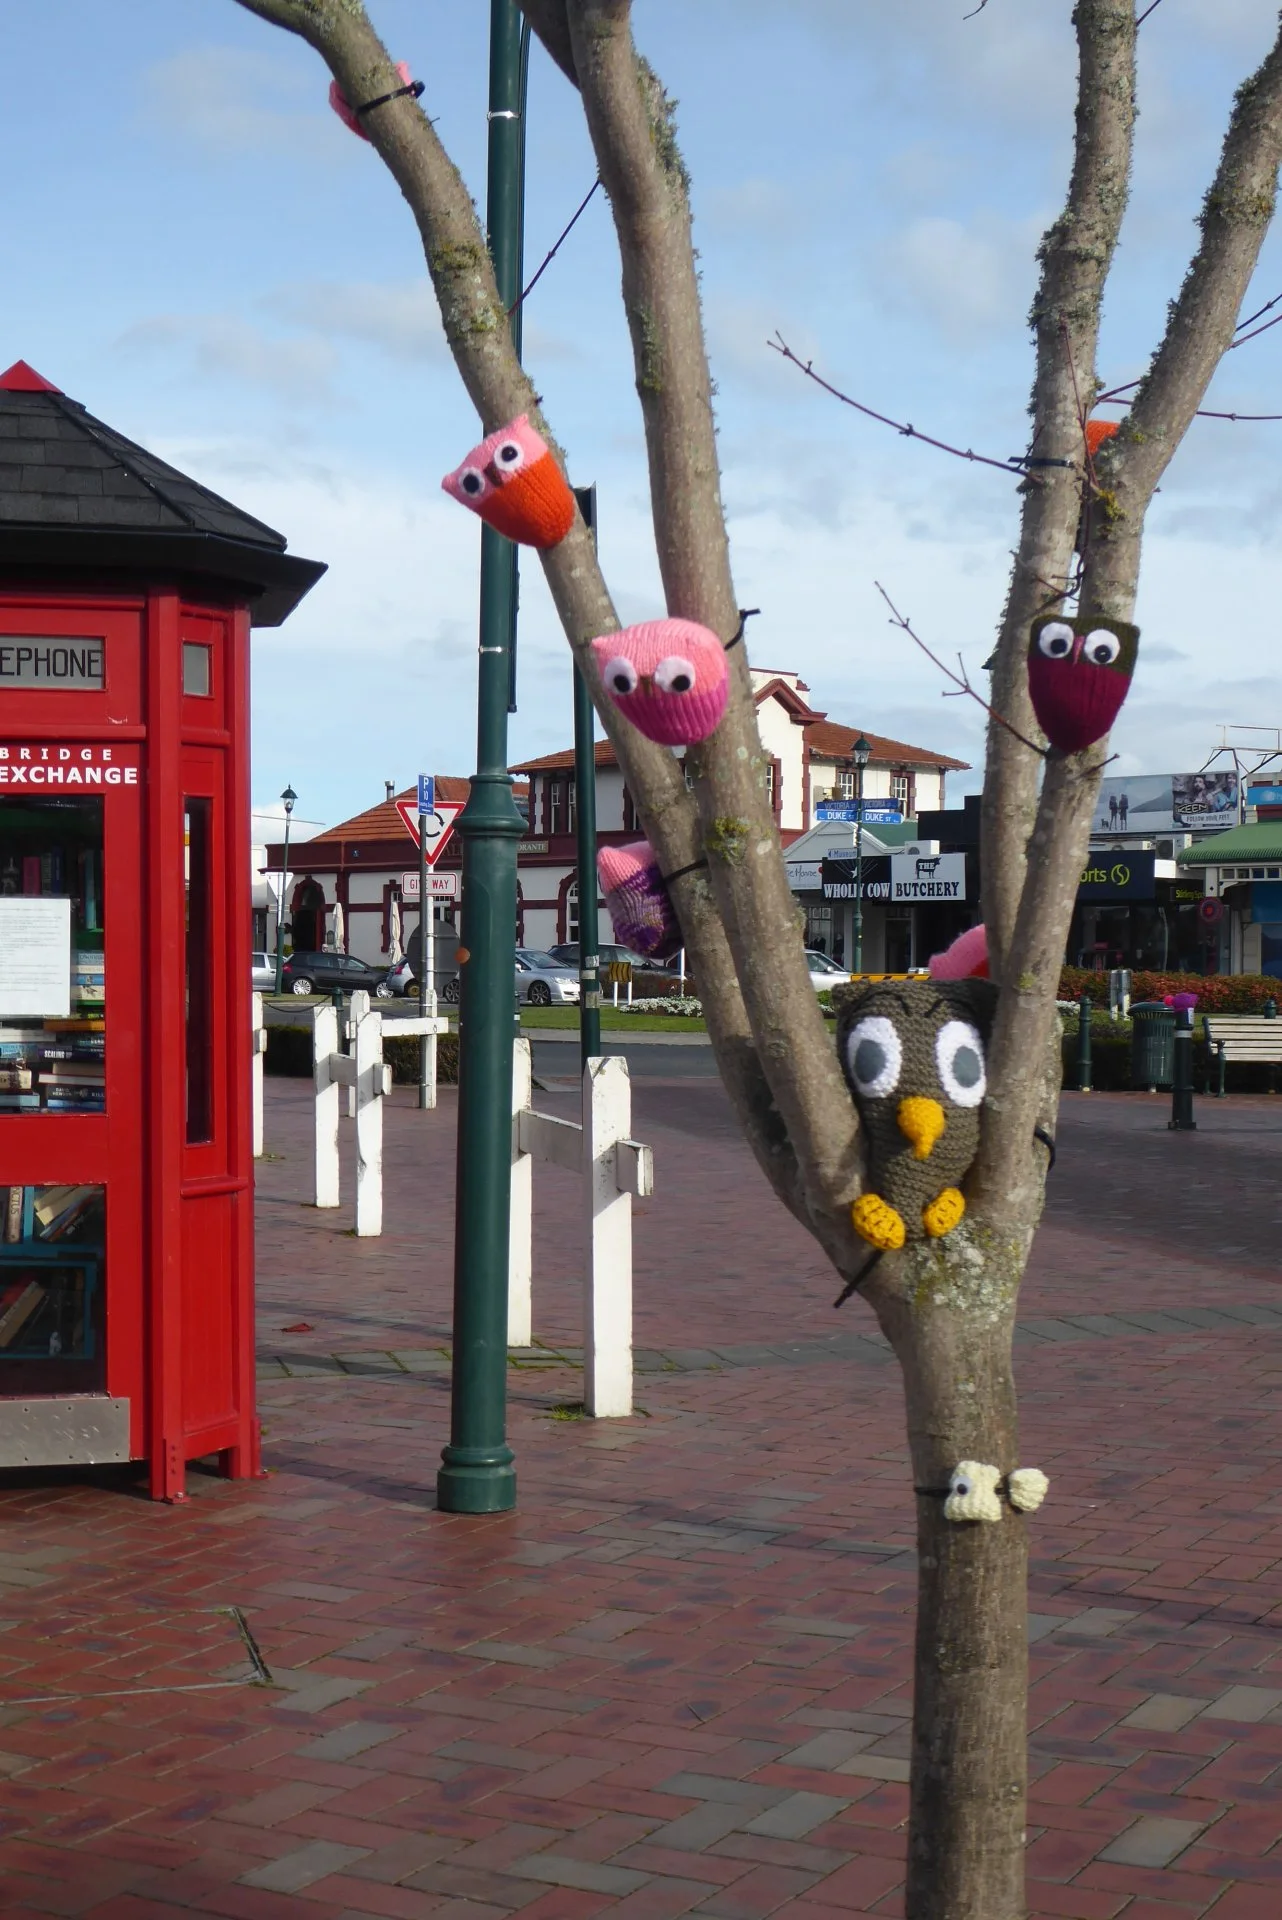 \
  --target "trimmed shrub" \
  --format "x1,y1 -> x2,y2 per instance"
1059,967 -> 1280,1012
